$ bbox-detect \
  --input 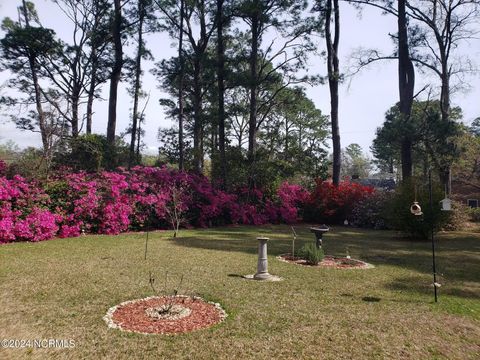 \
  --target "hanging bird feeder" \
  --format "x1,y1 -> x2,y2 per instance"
410,185 -> 423,216
410,201 -> 423,216
439,198 -> 452,211
440,186 -> 452,211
